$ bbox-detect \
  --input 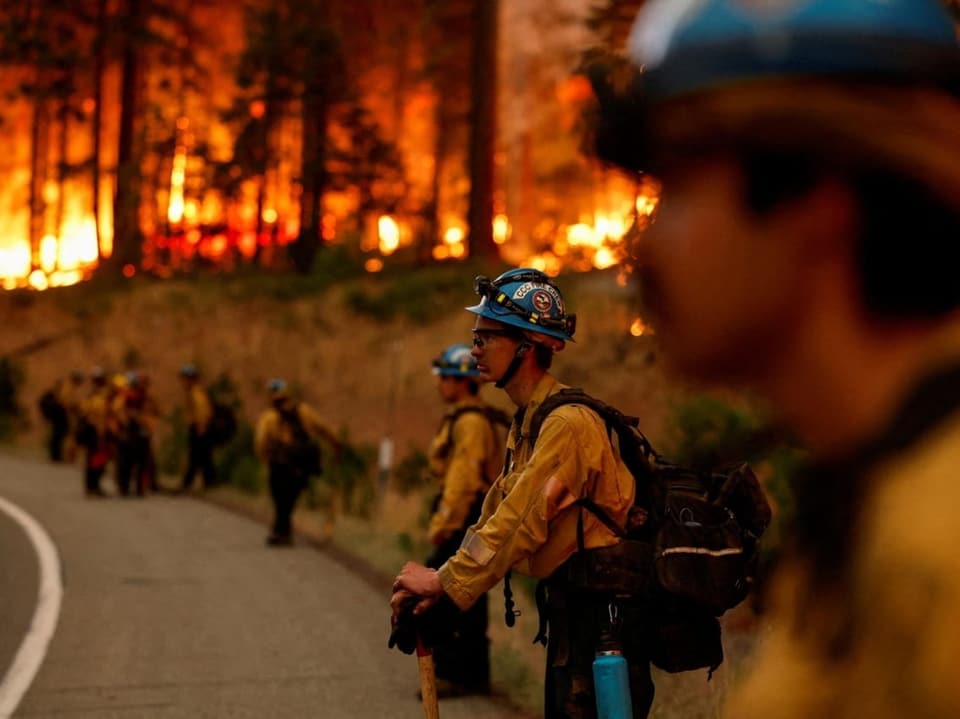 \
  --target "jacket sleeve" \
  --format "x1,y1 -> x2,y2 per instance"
298,404 -> 338,445
437,412 -> 588,609
428,413 -> 494,543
